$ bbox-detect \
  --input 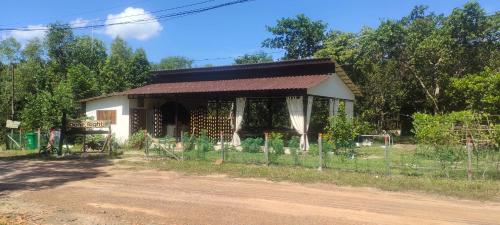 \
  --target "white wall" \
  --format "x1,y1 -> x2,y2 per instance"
307,73 -> 355,101
85,95 -> 130,143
